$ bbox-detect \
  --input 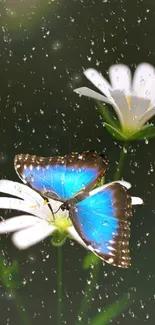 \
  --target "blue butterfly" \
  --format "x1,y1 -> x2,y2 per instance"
14,151 -> 132,268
